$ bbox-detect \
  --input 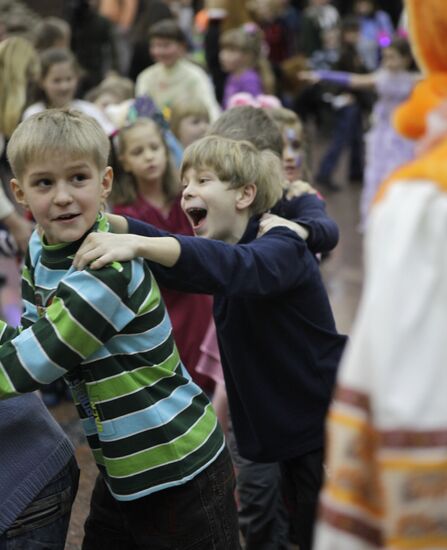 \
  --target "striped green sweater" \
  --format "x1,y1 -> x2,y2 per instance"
0,216 -> 224,501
